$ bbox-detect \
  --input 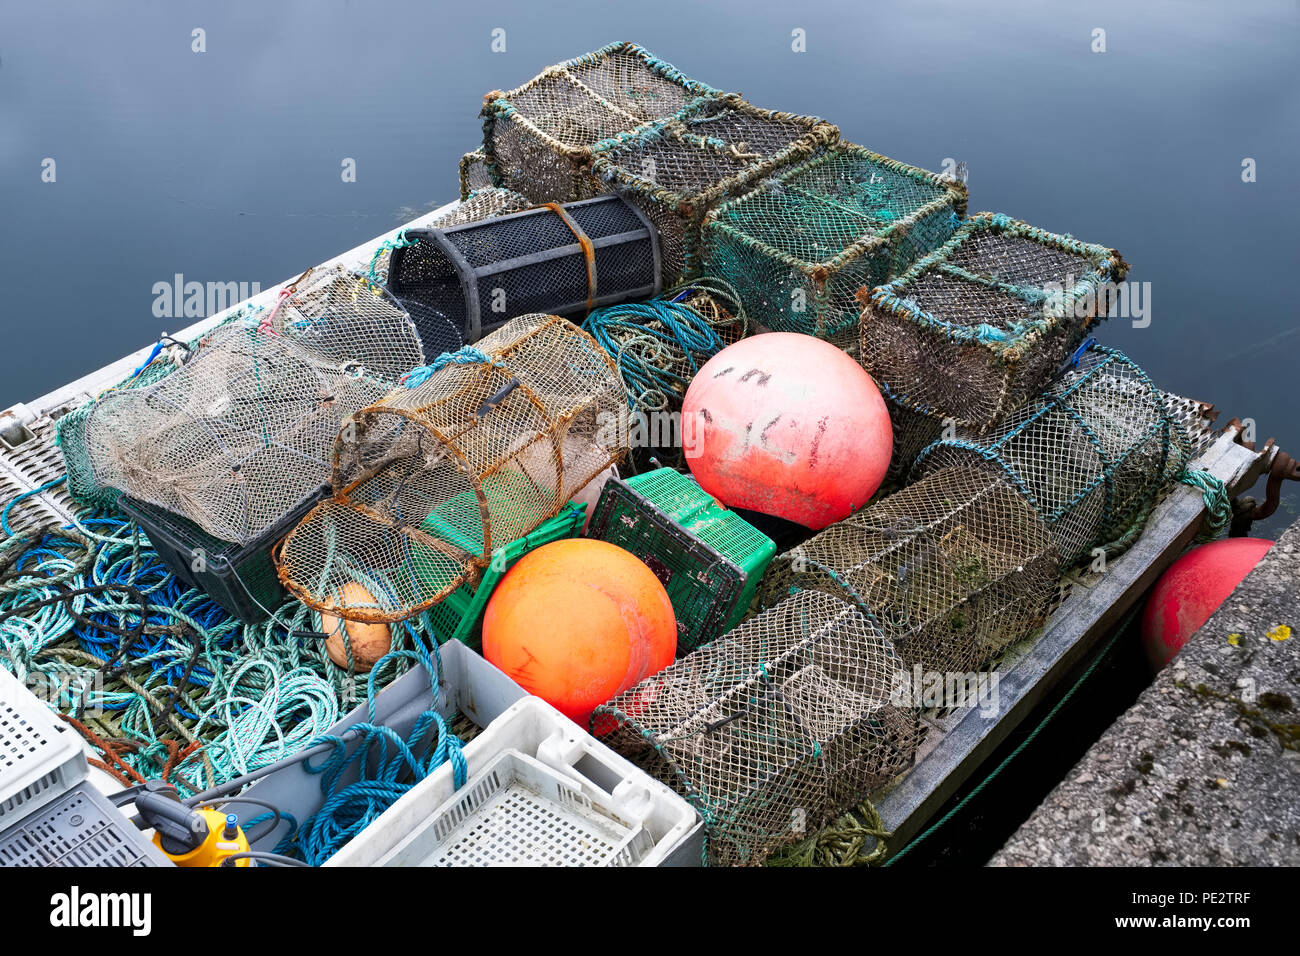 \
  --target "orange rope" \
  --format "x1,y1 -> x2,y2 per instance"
543,202 -> 598,313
